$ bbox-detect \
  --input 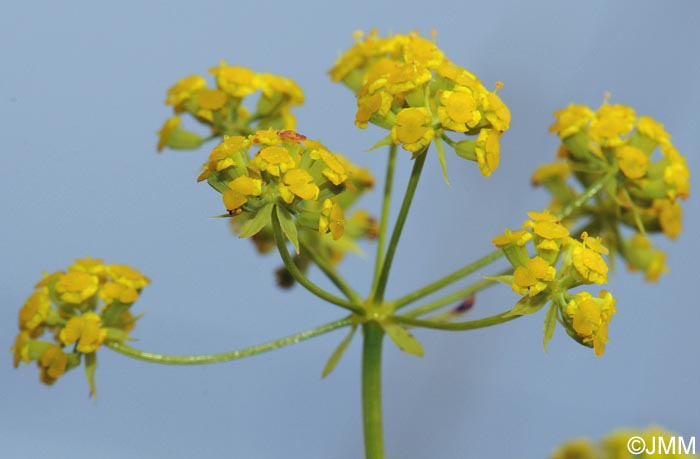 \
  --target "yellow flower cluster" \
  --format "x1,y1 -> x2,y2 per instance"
534,98 -> 690,282
329,30 -> 511,177
157,62 -> 304,152
551,426 -> 697,459
492,211 -> 616,356
198,129 -> 376,272
11,258 -> 149,394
